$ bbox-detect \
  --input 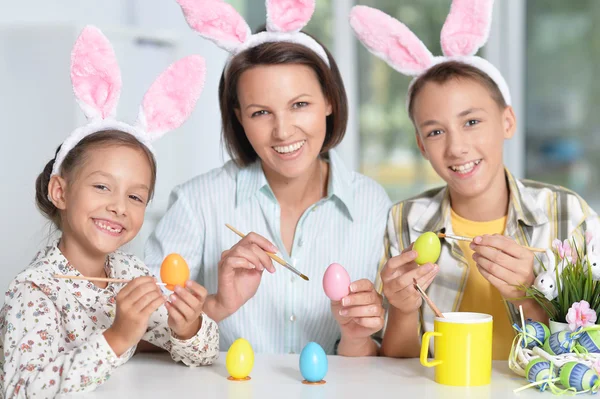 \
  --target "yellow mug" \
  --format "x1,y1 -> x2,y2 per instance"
420,312 -> 492,386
